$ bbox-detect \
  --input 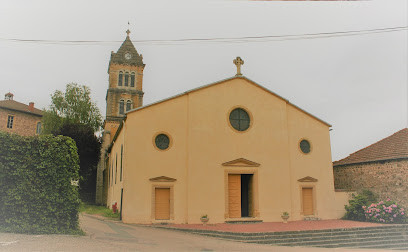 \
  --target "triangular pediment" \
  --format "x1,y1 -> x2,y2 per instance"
298,176 -> 318,182
222,158 -> 260,167
149,176 -> 177,182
